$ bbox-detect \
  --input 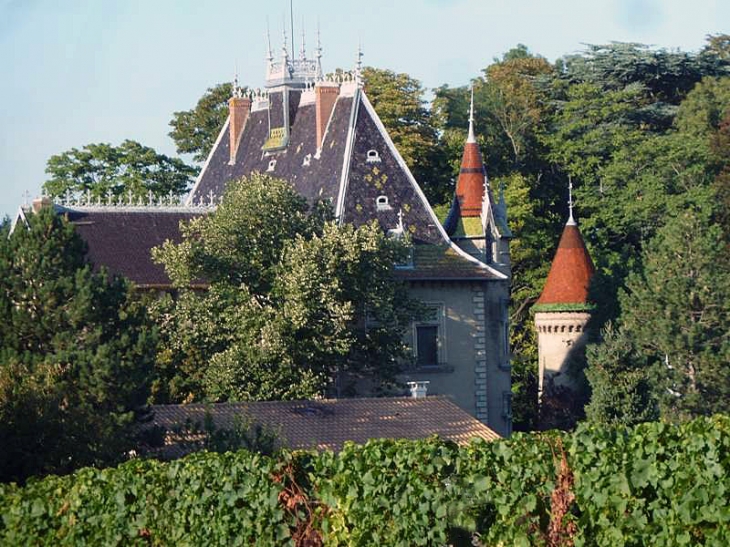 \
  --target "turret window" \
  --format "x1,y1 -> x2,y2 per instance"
366,149 -> 381,163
